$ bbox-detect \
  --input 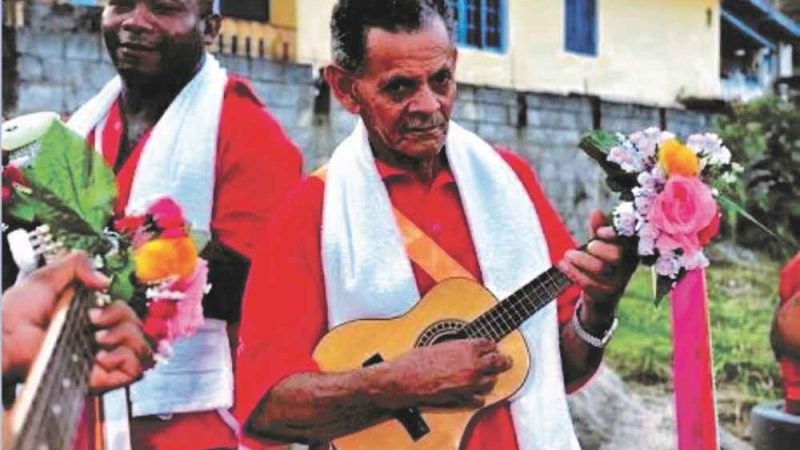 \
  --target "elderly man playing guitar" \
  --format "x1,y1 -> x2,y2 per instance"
236,1 -> 637,449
